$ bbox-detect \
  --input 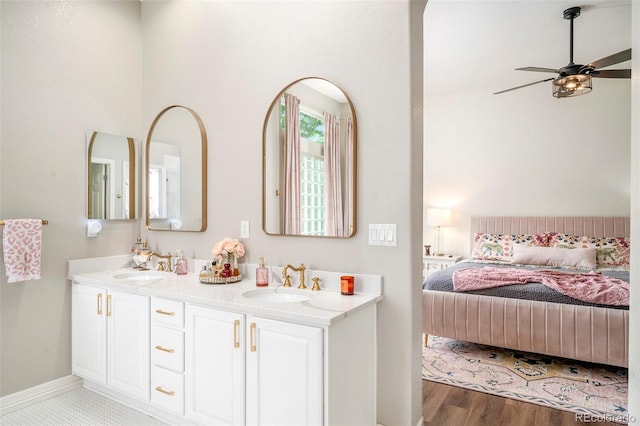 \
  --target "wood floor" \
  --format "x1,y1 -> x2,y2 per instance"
422,380 -> 619,426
